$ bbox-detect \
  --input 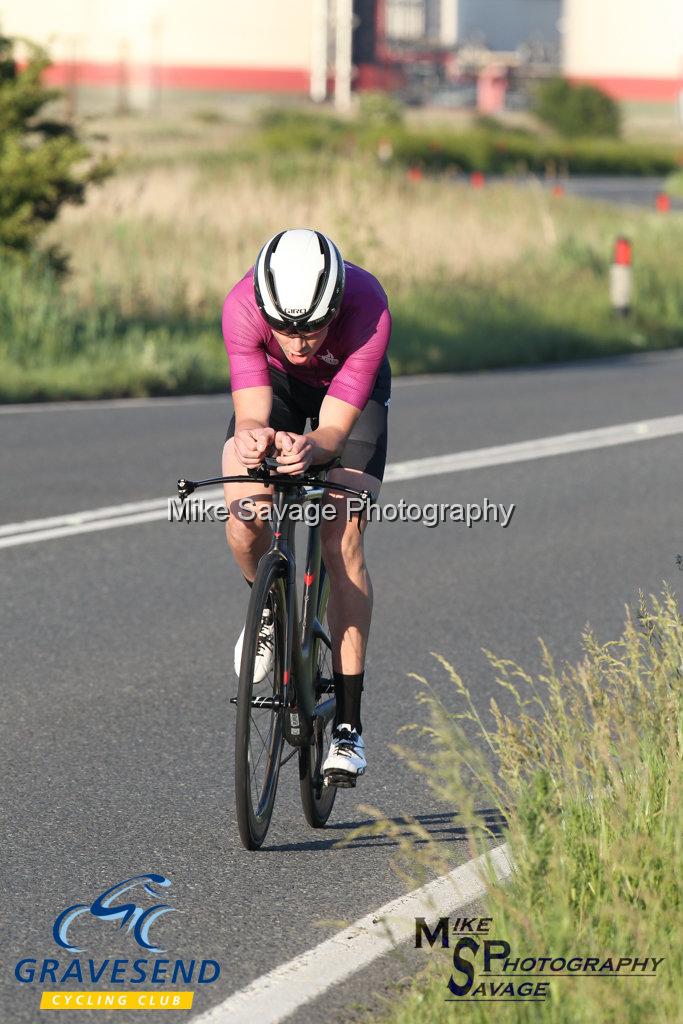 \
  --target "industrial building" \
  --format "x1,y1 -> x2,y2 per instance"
562,0 -> 683,100
386,0 -> 559,51
0,0 -> 314,93
0,1 -> 675,105
0,0 -> 559,102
